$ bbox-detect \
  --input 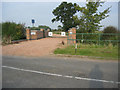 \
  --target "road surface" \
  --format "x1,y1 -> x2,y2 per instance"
2,55 -> 119,88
